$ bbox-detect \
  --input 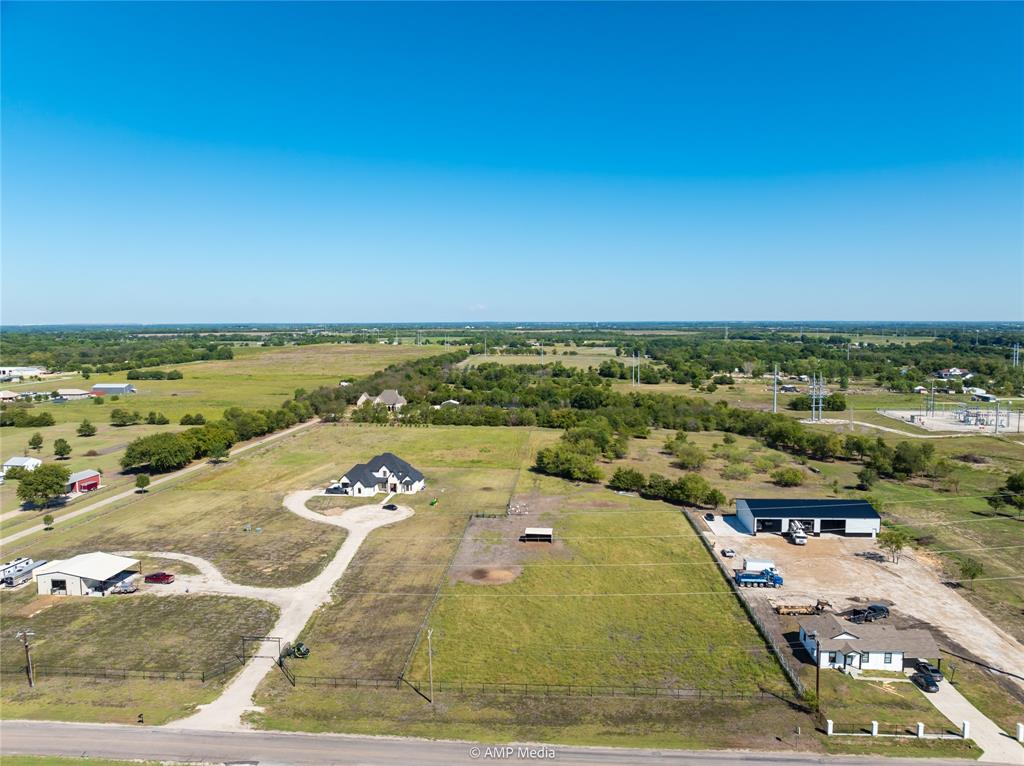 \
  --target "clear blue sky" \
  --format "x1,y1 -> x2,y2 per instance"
2,1 -> 1022,324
